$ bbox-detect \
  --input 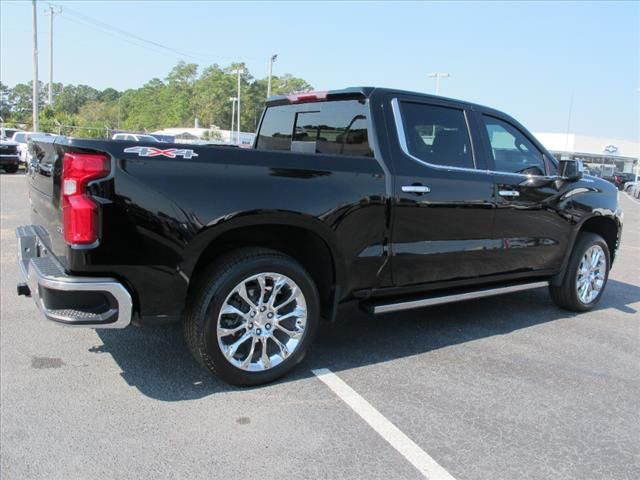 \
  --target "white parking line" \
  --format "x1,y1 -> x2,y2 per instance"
624,192 -> 640,206
312,368 -> 457,480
